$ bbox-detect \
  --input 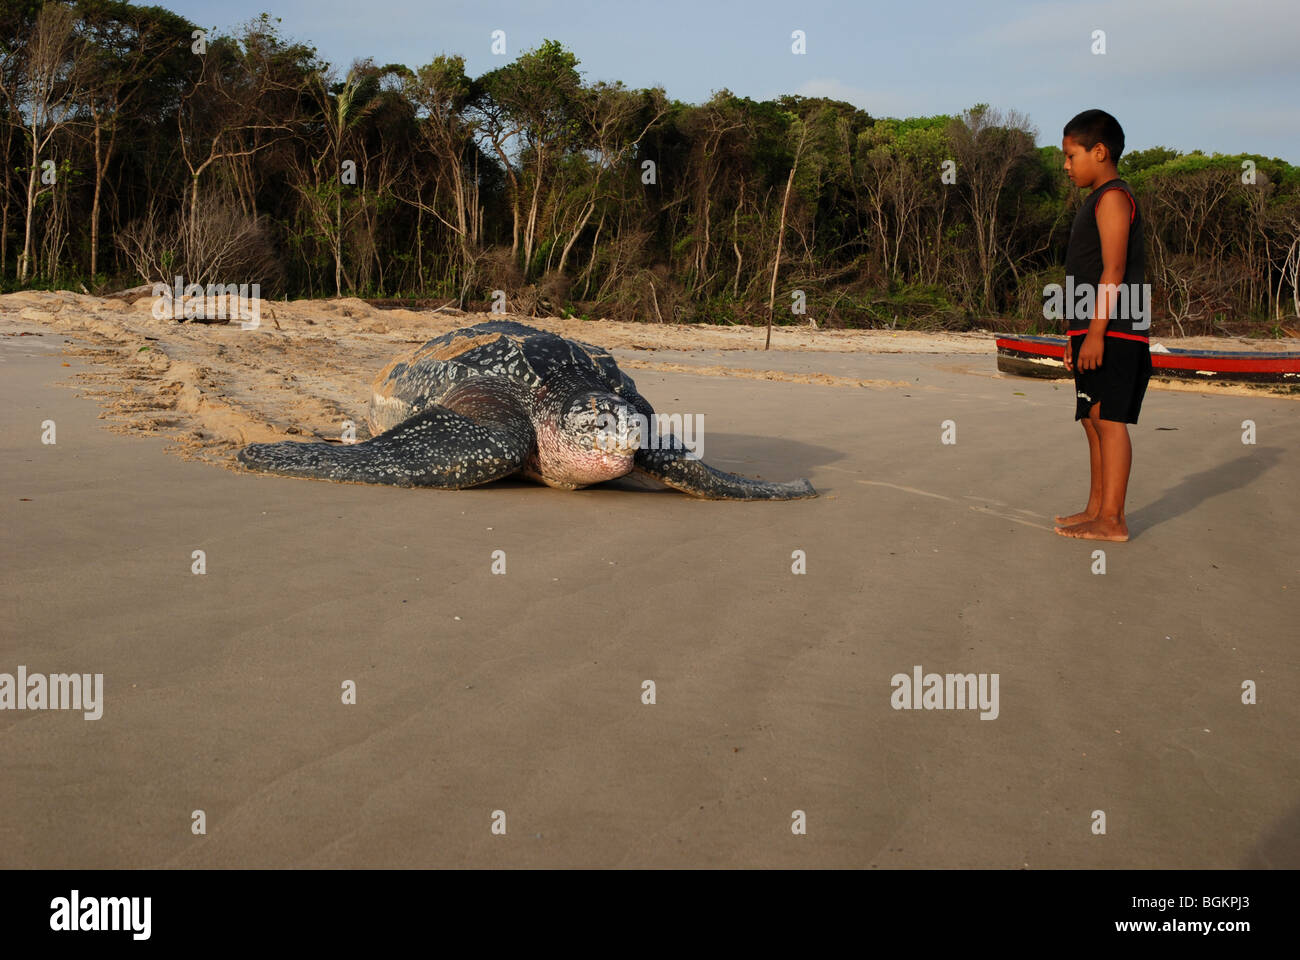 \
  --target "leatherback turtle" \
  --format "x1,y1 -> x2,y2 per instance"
236,320 -> 815,499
